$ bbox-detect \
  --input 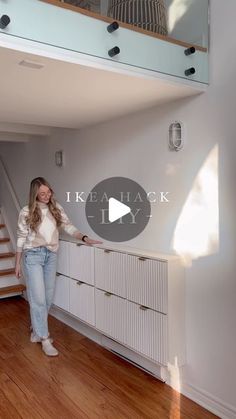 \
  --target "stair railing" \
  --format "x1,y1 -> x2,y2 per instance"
0,155 -> 21,249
